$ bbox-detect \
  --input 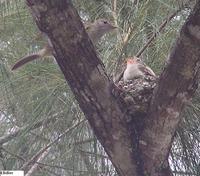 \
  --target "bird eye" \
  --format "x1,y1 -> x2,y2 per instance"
103,21 -> 107,24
